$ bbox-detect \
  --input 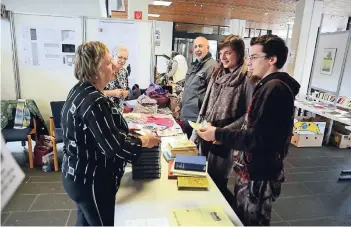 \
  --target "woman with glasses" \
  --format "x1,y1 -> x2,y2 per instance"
104,46 -> 130,113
